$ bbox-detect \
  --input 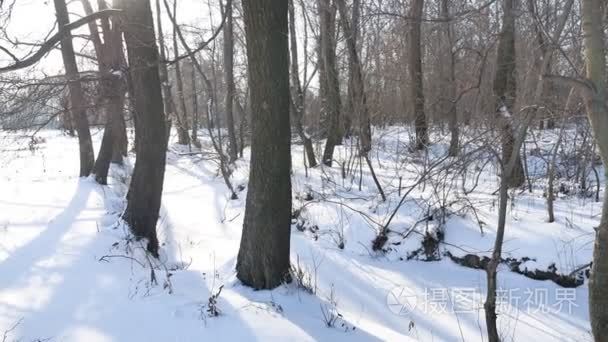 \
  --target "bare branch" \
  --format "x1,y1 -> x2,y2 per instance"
163,4 -> 228,65
0,9 -> 121,73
